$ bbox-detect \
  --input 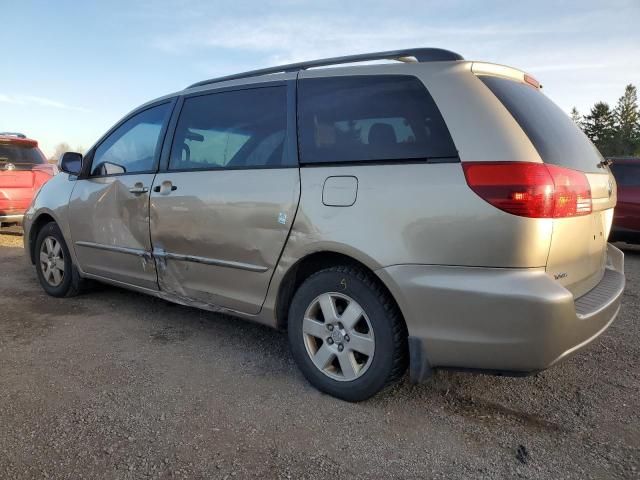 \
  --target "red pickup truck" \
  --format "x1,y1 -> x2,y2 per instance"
0,132 -> 57,227
610,157 -> 640,244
